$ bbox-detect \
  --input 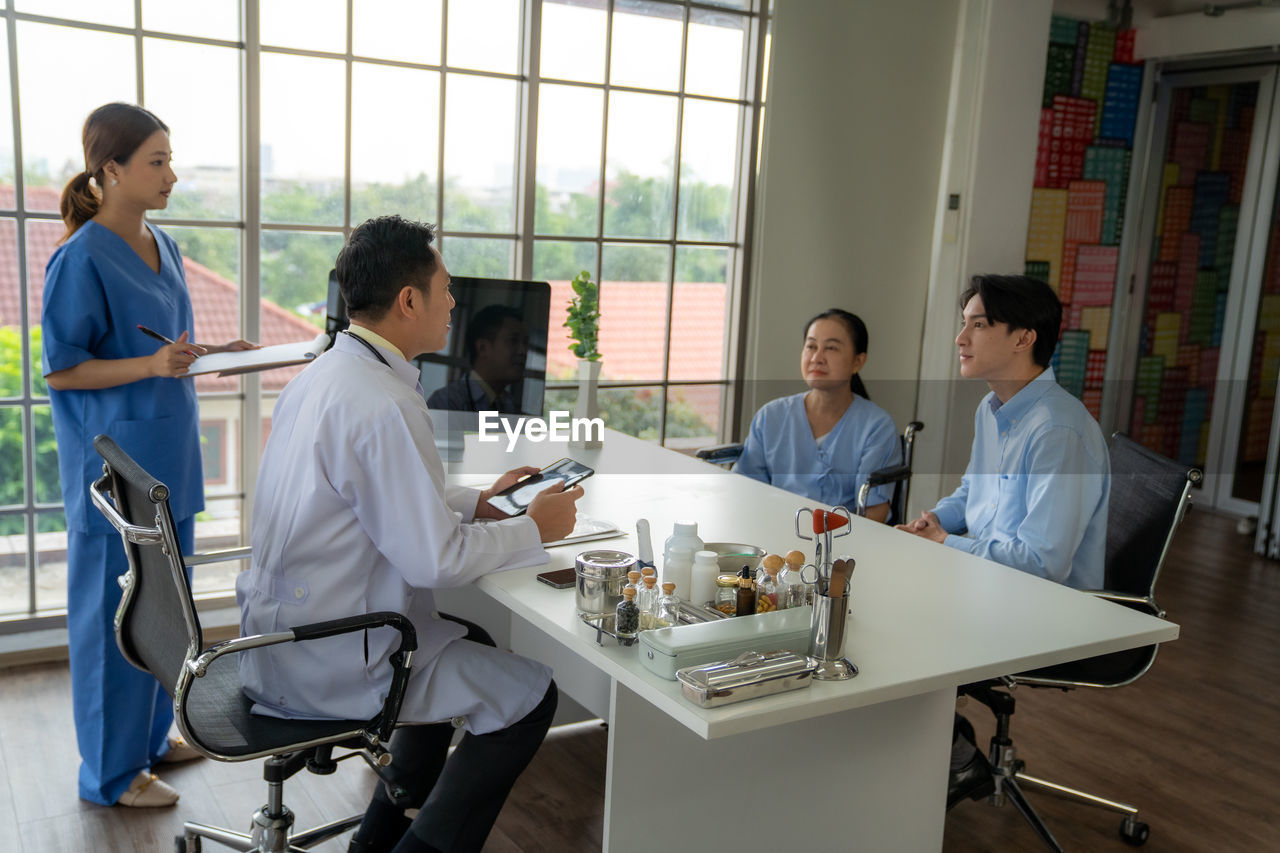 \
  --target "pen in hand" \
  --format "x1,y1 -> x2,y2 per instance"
137,324 -> 200,358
